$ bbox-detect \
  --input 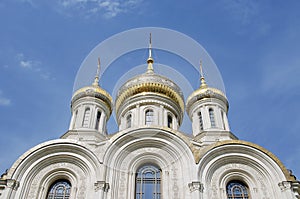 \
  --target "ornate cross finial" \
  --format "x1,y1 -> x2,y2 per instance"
149,32 -> 152,58
93,57 -> 101,86
199,60 -> 207,88
200,60 -> 204,78
147,33 -> 154,73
